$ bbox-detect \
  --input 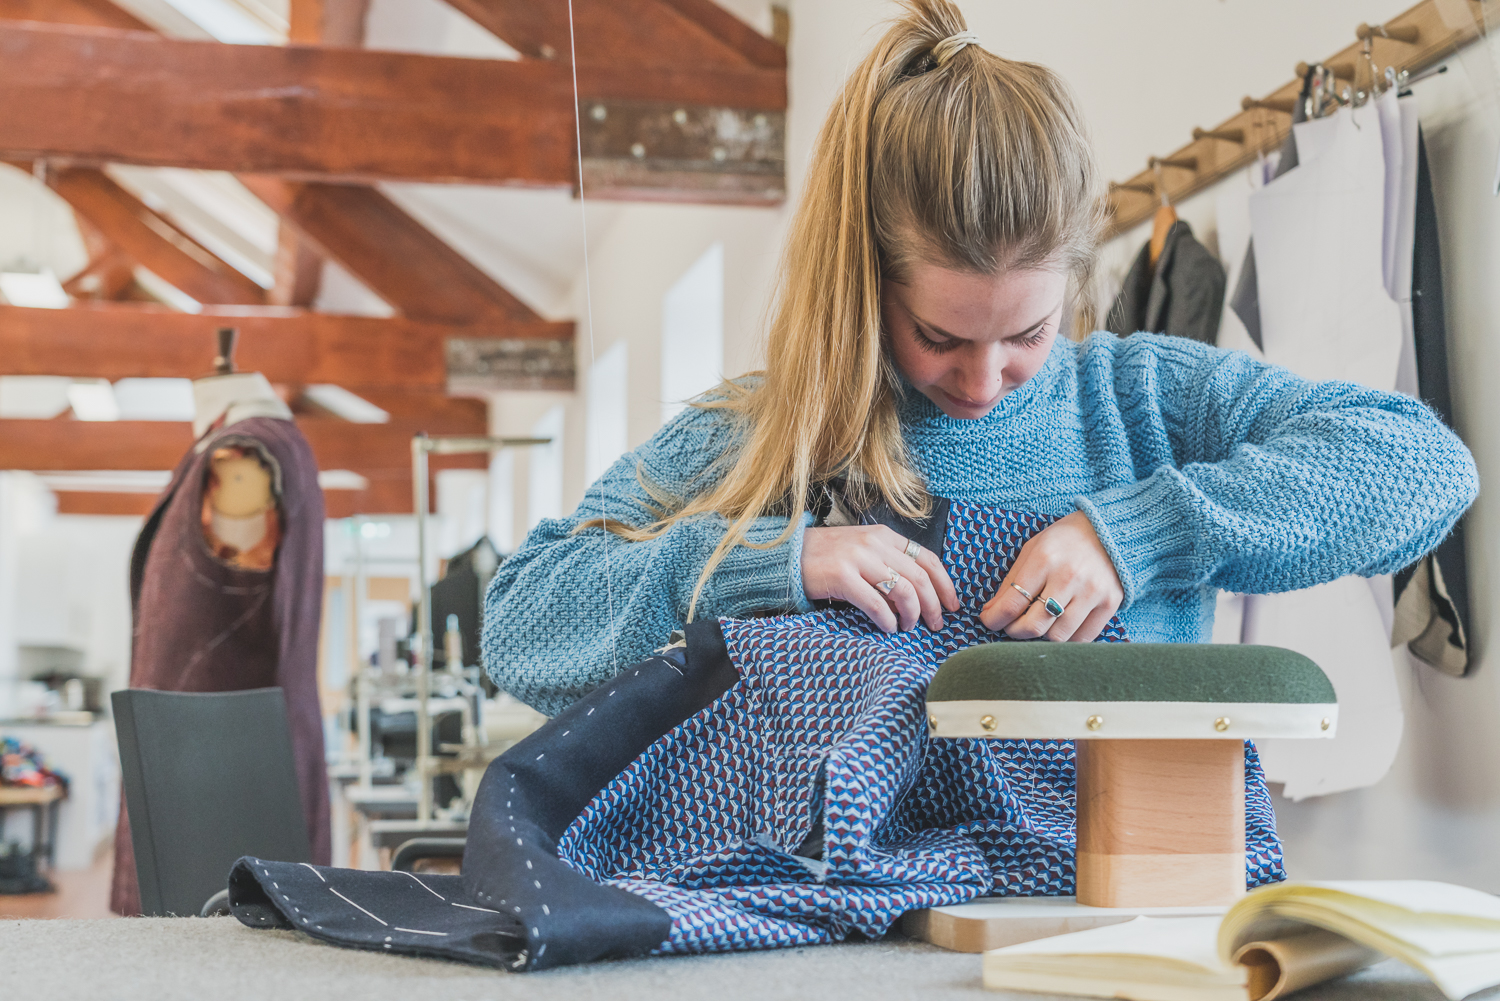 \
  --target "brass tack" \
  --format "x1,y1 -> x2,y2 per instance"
590,104 -> 607,121
673,108 -> 688,125
1086,715 -> 1103,731
1214,717 -> 1231,732
980,715 -> 997,732
630,142 -> 646,158
928,714 -> 938,730
1321,717 -> 1331,731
